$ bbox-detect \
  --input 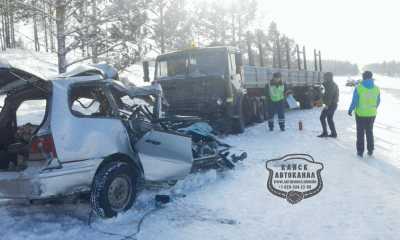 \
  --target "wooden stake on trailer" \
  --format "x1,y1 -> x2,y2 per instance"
277,36 -> 282,68
257,31 -> 264,67
296,44 -> 301,70
303,46 -> 307,71
314,49 -> 318,71
286,42 -> 291,69
319,50 -> 322,72
313,50 -> 323,72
